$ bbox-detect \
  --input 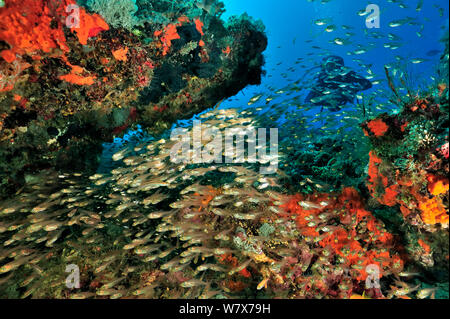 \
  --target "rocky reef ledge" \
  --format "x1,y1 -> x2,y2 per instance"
0,0 -> 267,198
